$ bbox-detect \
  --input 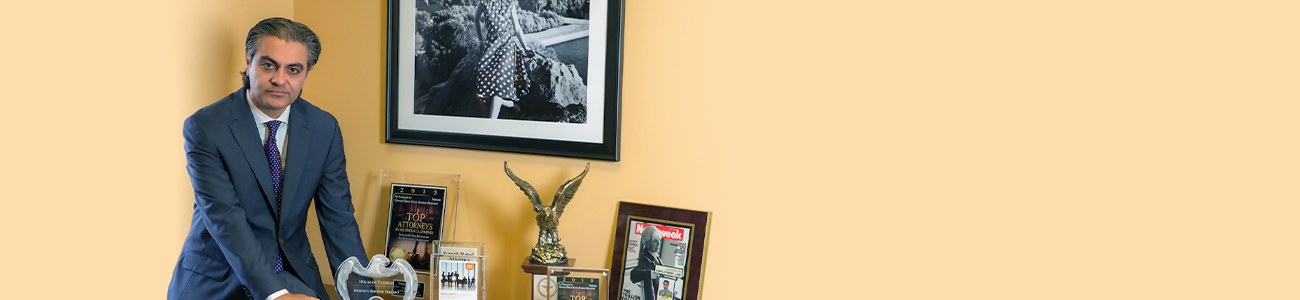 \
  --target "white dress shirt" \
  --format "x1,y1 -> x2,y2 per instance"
247,91 -> 290,165
247,91 -> 292,300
